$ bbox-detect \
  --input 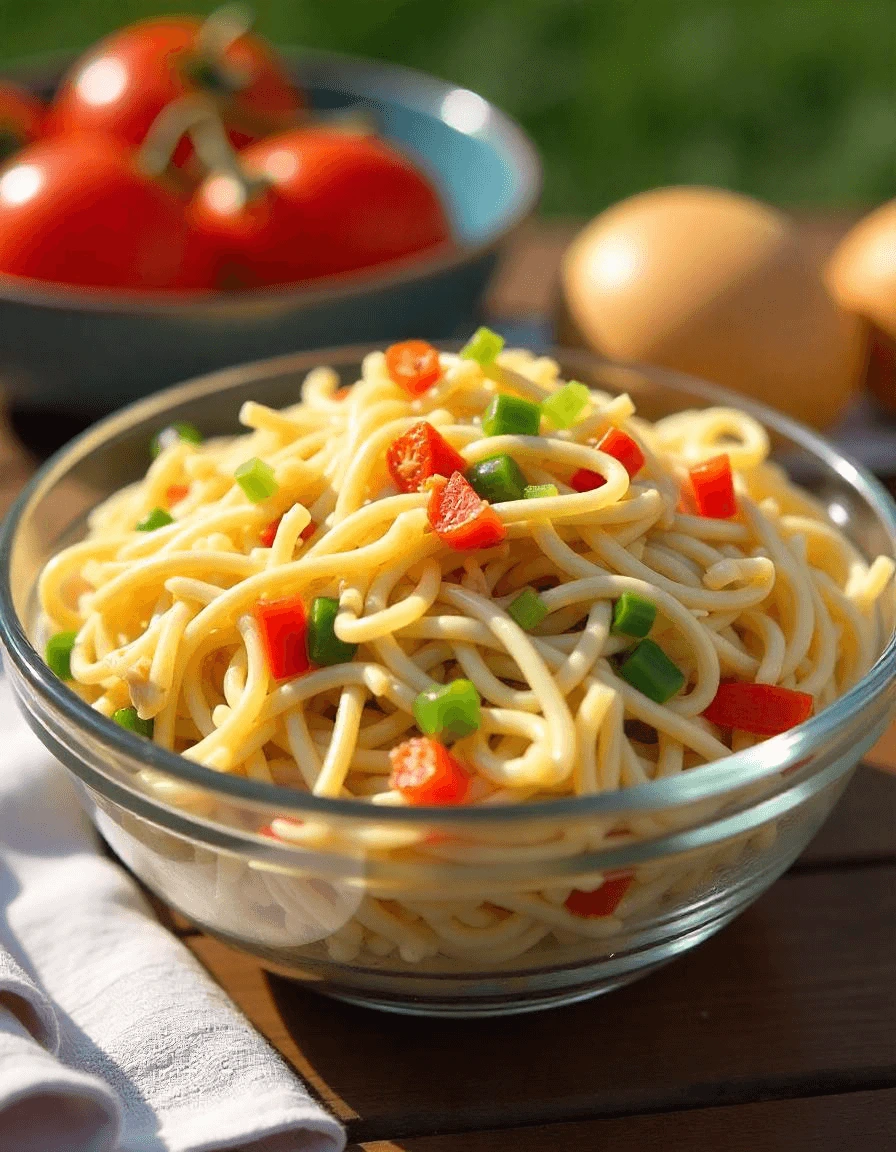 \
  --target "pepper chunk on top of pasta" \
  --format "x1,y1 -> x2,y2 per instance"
38,334 -> 895,815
